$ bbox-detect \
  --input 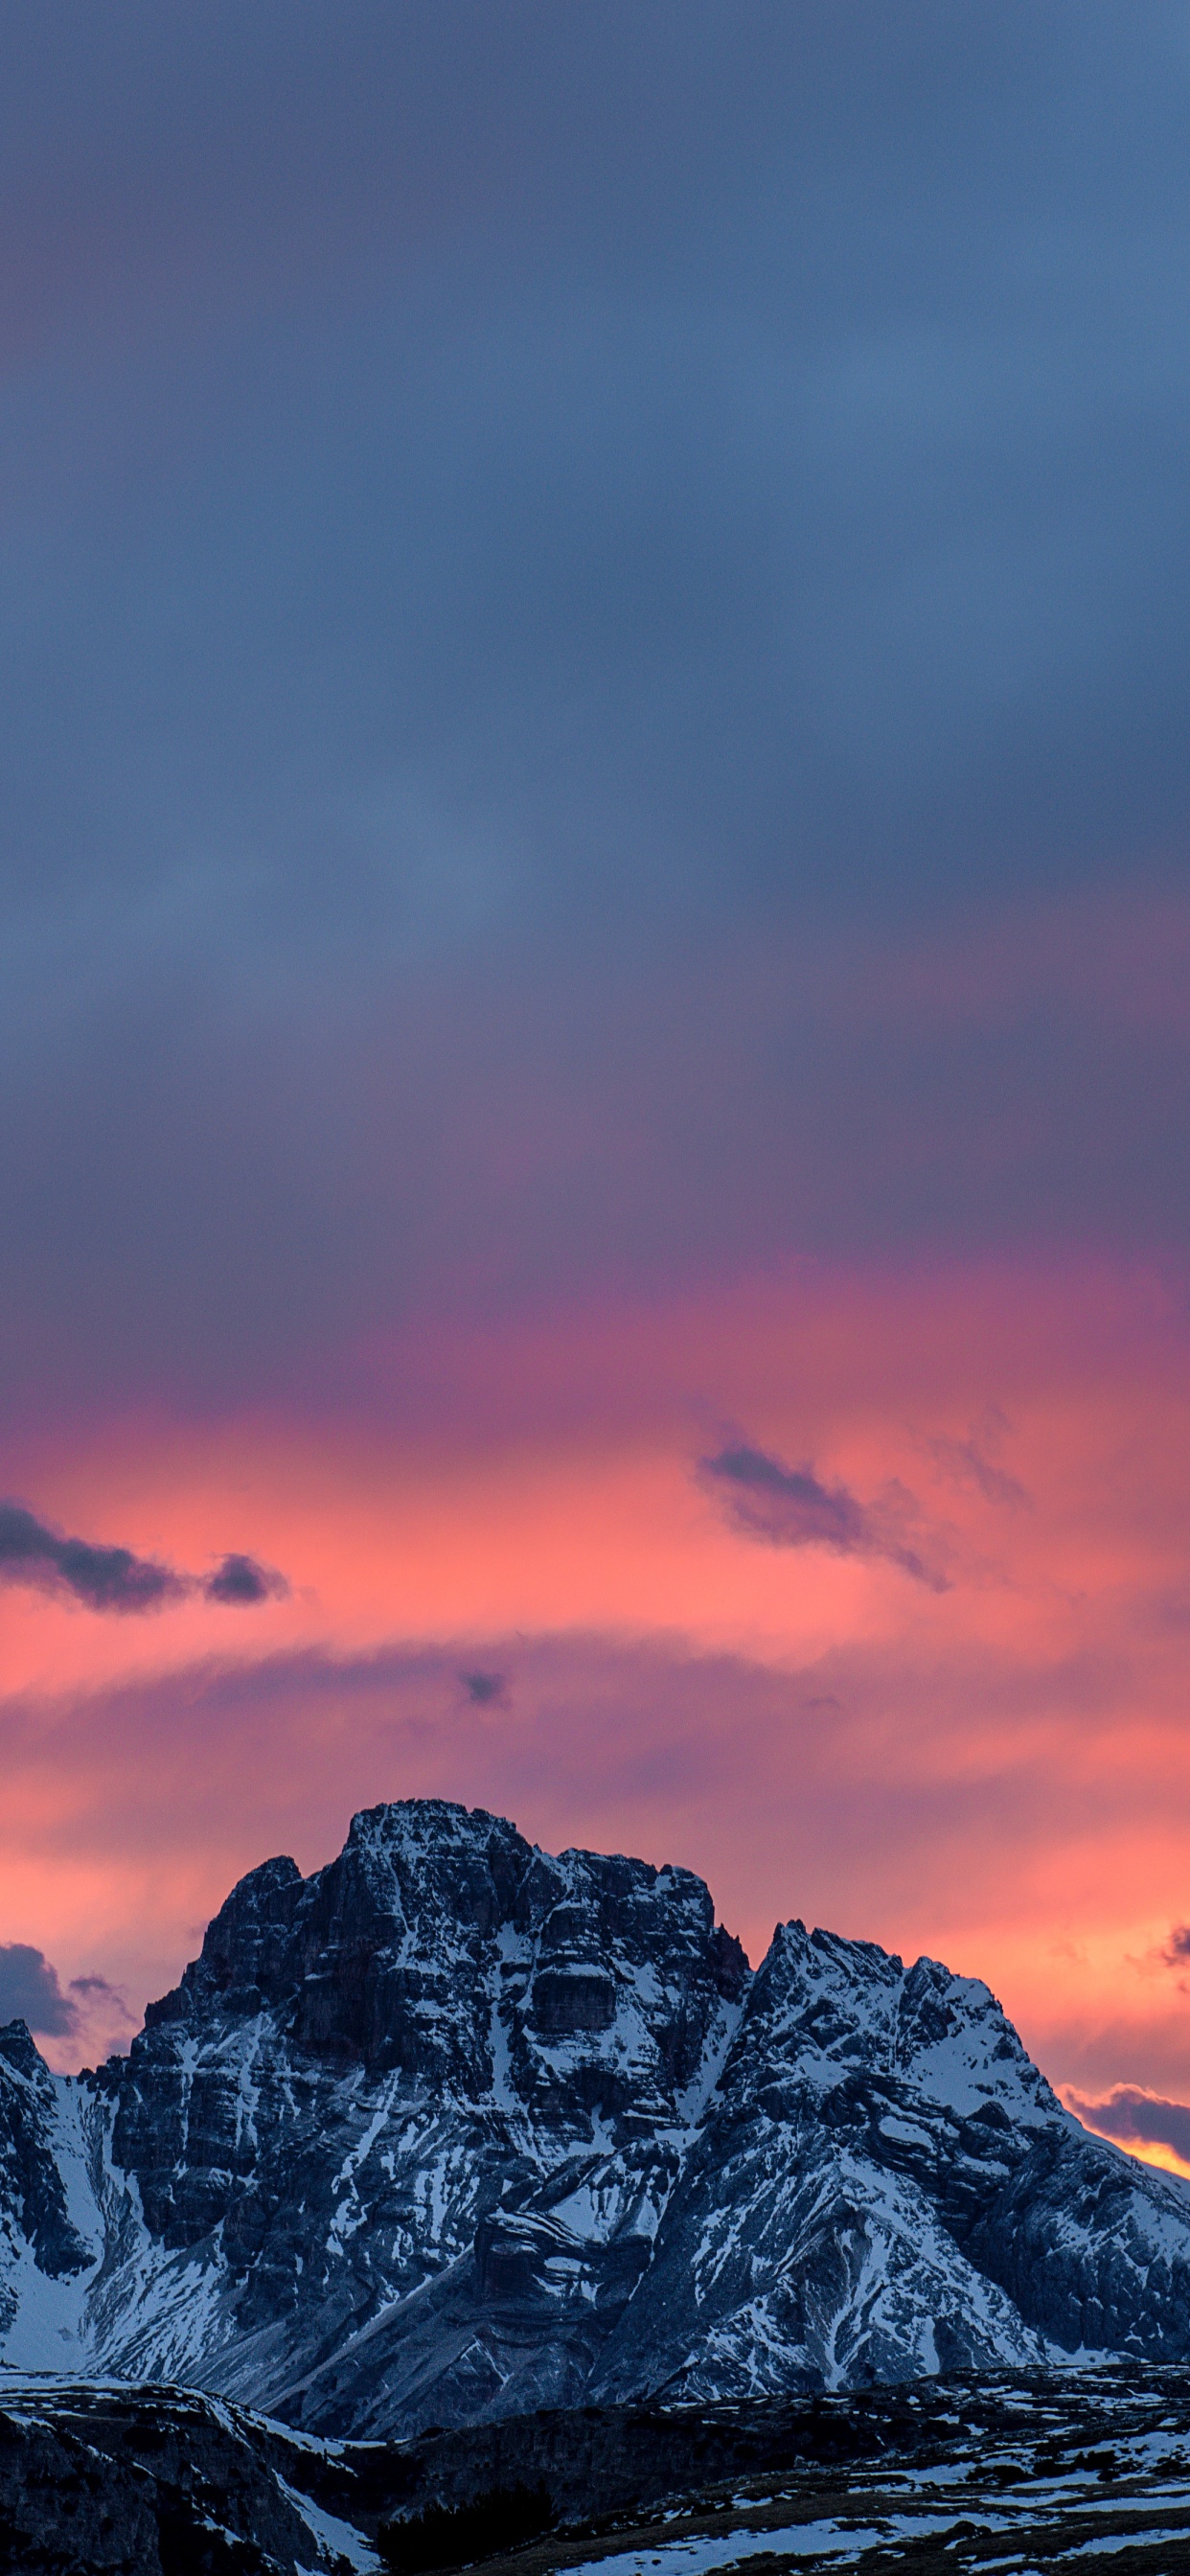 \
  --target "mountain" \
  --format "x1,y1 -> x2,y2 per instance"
3,1797 -> 1190,2440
